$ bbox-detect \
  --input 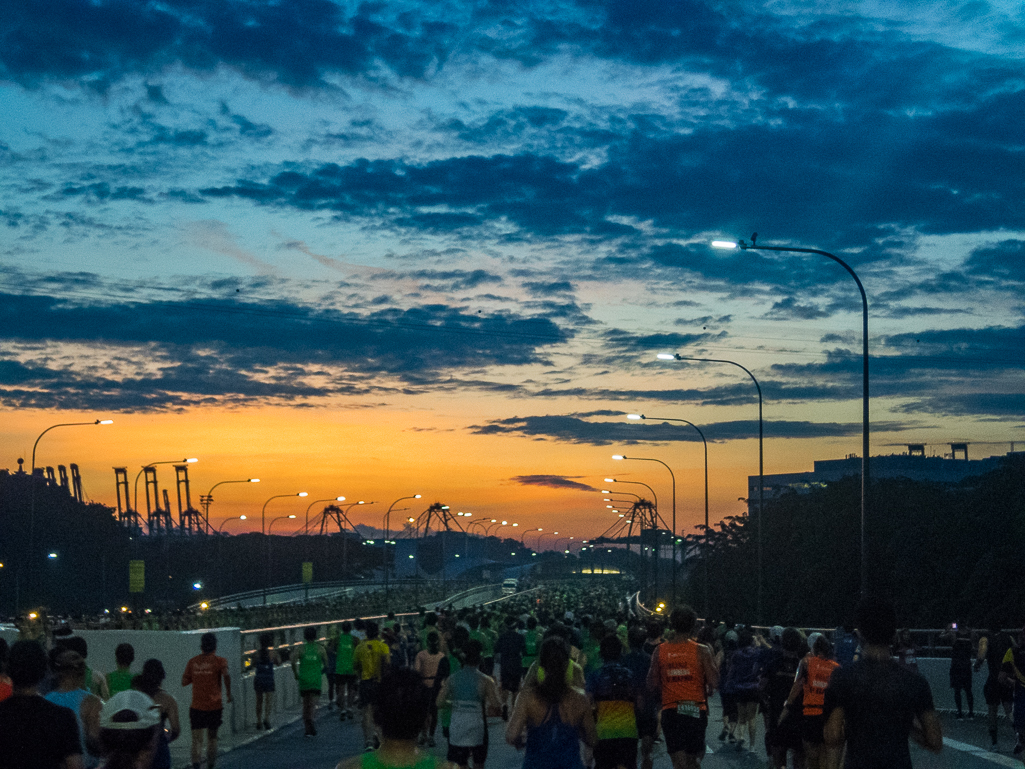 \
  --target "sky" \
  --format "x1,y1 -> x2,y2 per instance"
1,0 -> 1023,543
